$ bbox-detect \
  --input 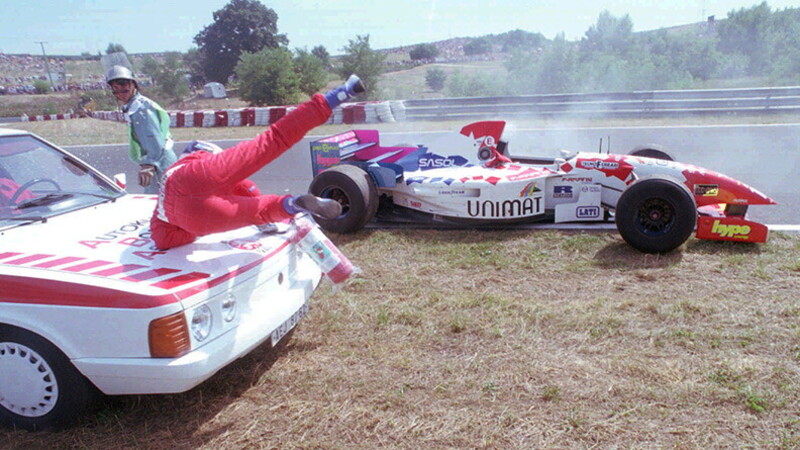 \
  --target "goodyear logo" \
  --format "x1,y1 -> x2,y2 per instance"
711,220 -> 751,239
694,184 -> 719,197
